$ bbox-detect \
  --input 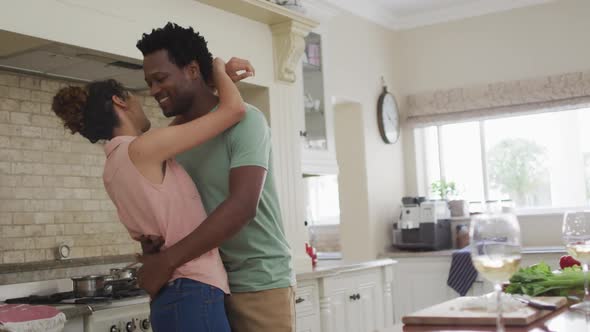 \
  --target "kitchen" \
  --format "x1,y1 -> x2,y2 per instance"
1,0 -> 590,331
